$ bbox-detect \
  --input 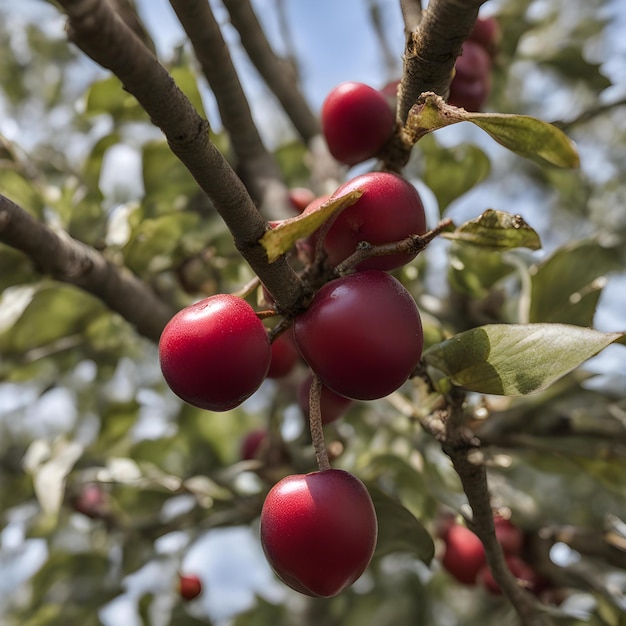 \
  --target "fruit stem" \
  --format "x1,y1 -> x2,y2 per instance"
309,374 -> 331,471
